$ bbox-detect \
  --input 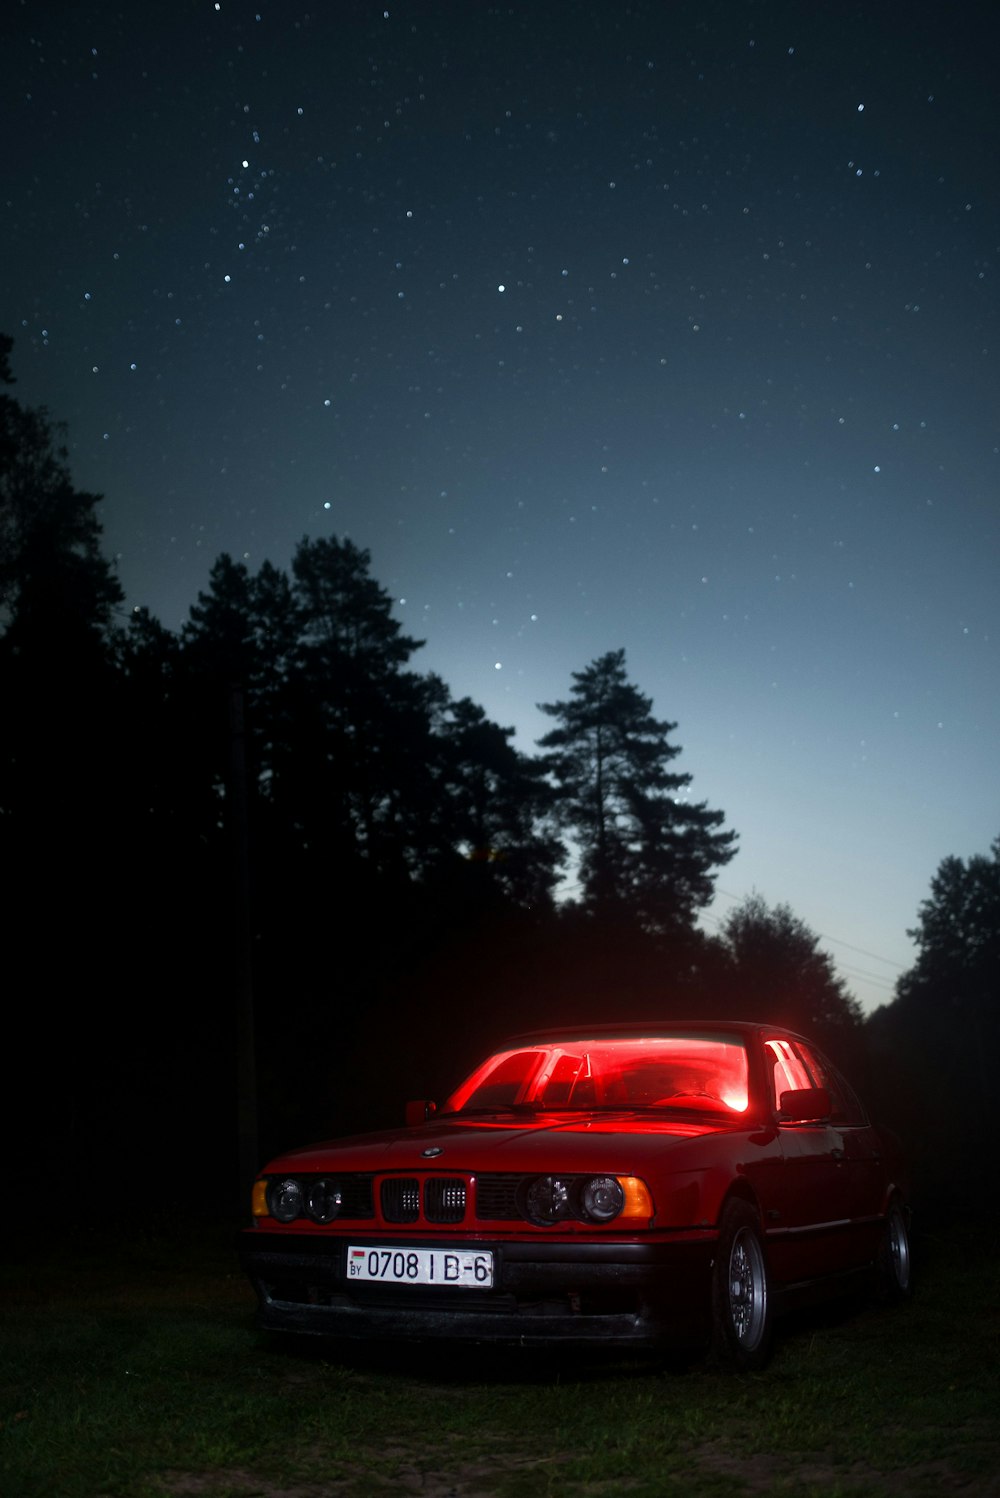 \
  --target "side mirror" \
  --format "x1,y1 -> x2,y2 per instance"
405,1099 -> 437,1127
779,1087 -> 831,1122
